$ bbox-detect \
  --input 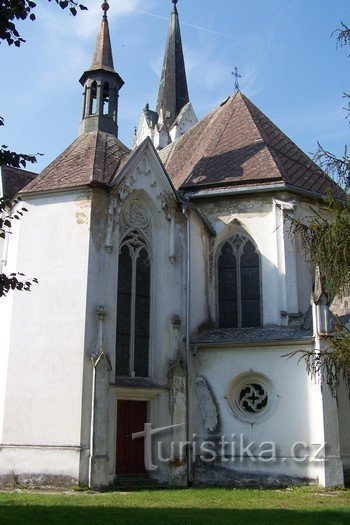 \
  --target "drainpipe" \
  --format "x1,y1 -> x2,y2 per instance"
89,305 -> 106,488
88,362 -> 96,488
182,204 -> 193,485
